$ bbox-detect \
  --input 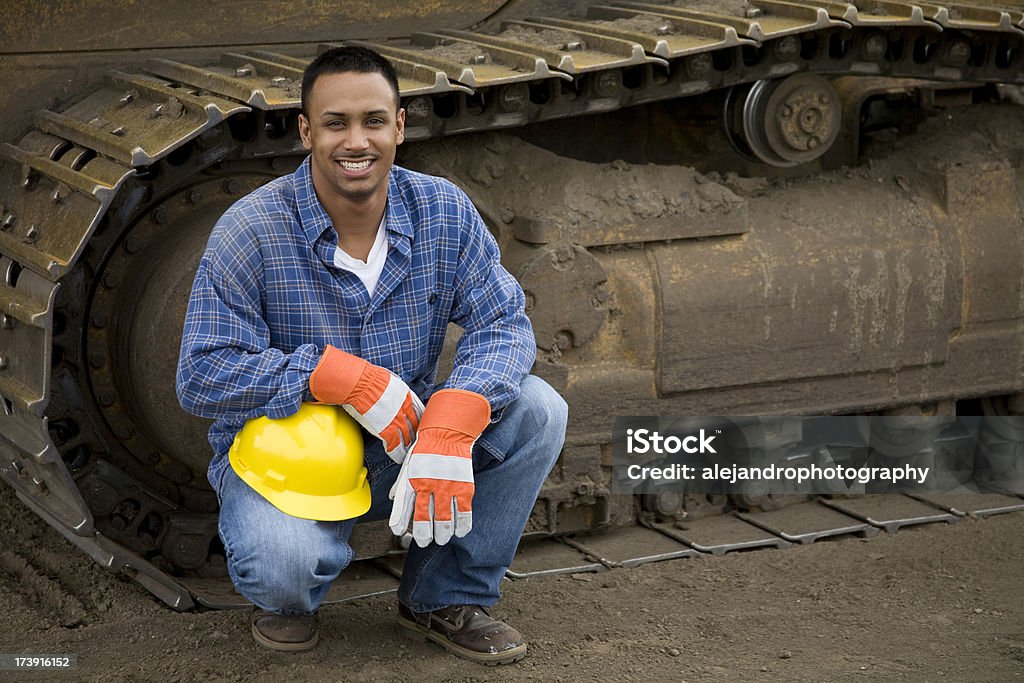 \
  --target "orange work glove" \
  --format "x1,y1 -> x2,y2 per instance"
309,345 -> 424,463
388,389 -> 490,547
